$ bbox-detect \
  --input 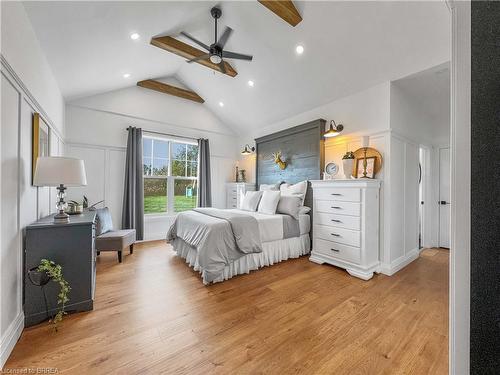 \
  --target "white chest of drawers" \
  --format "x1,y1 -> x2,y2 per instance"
309,179 -> 381,280
225,183 -> 256,209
